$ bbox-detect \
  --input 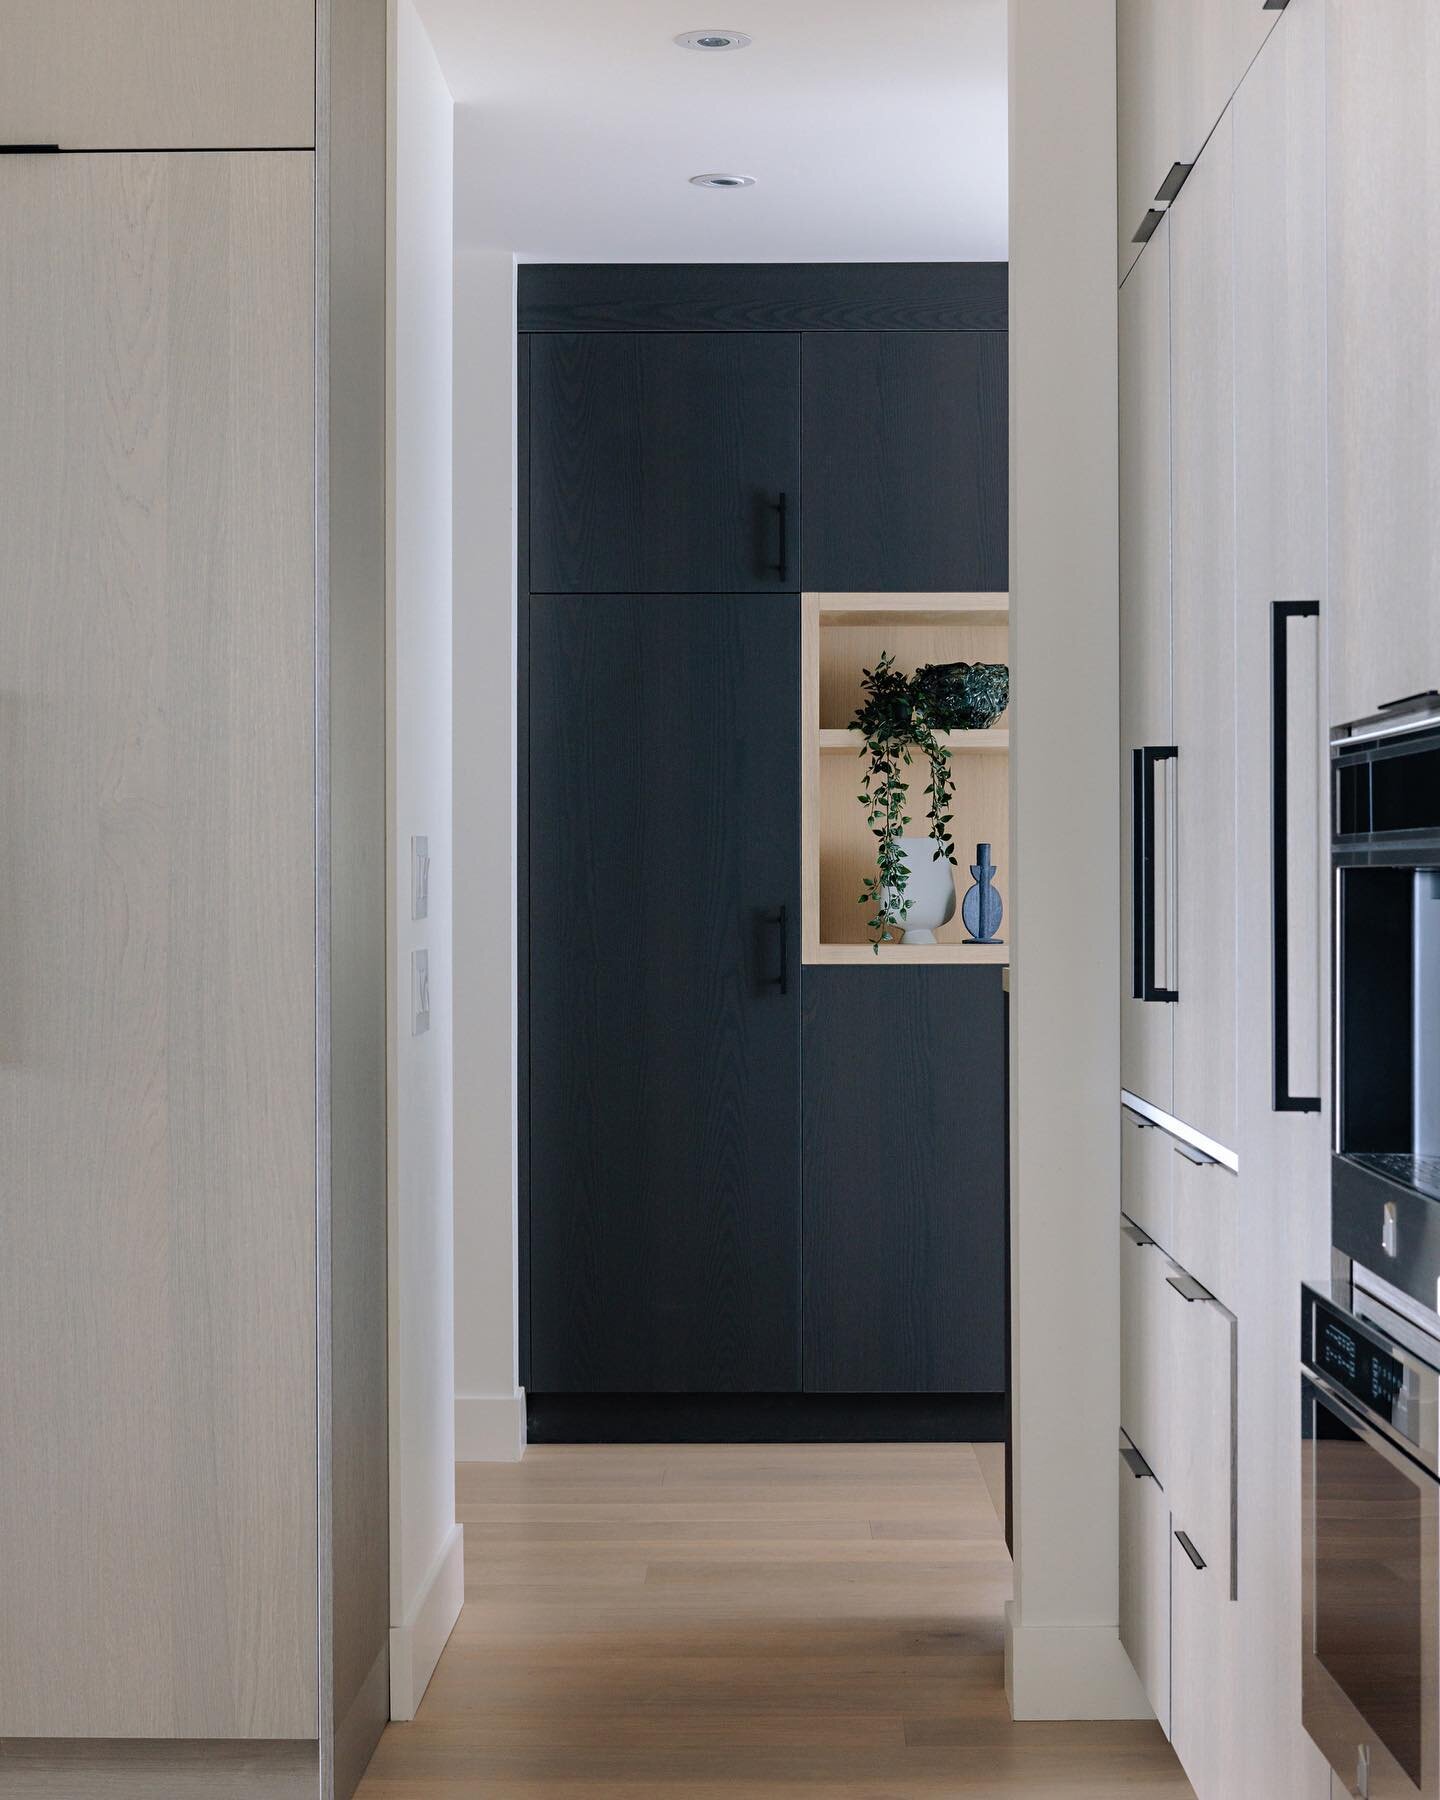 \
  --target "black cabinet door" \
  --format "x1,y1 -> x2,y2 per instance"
528,594 -> 802,1392
528,333 -> 800,594
801,966 -> 1006,1393
800,331 -> 1008,593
